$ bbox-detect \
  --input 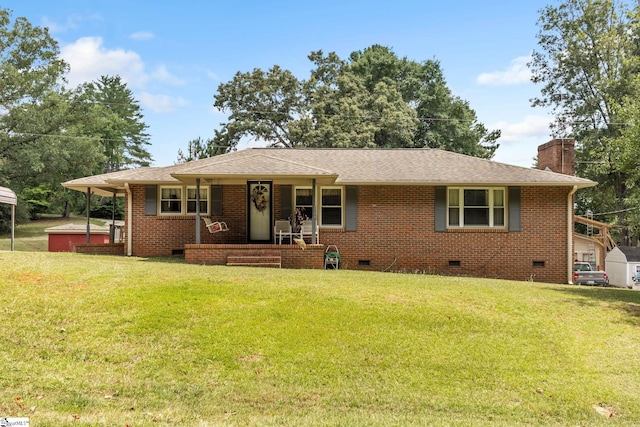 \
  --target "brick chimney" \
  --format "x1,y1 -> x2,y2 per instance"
537,138 -> 575,176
